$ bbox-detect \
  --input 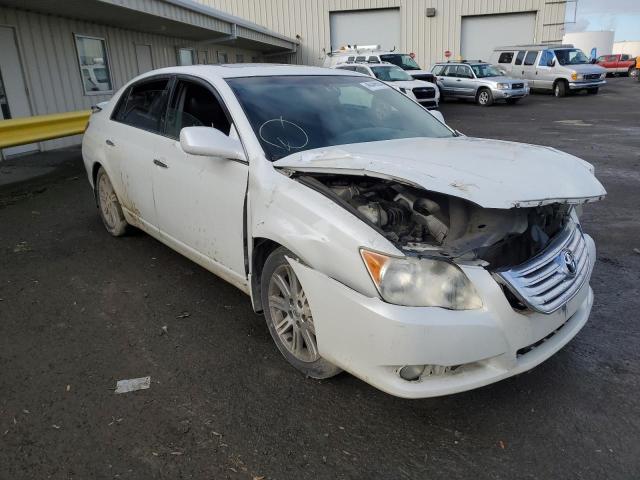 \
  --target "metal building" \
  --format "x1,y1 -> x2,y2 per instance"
0,0 -> 296,157
202,0 -> 567,69
1,0 -> 566,158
